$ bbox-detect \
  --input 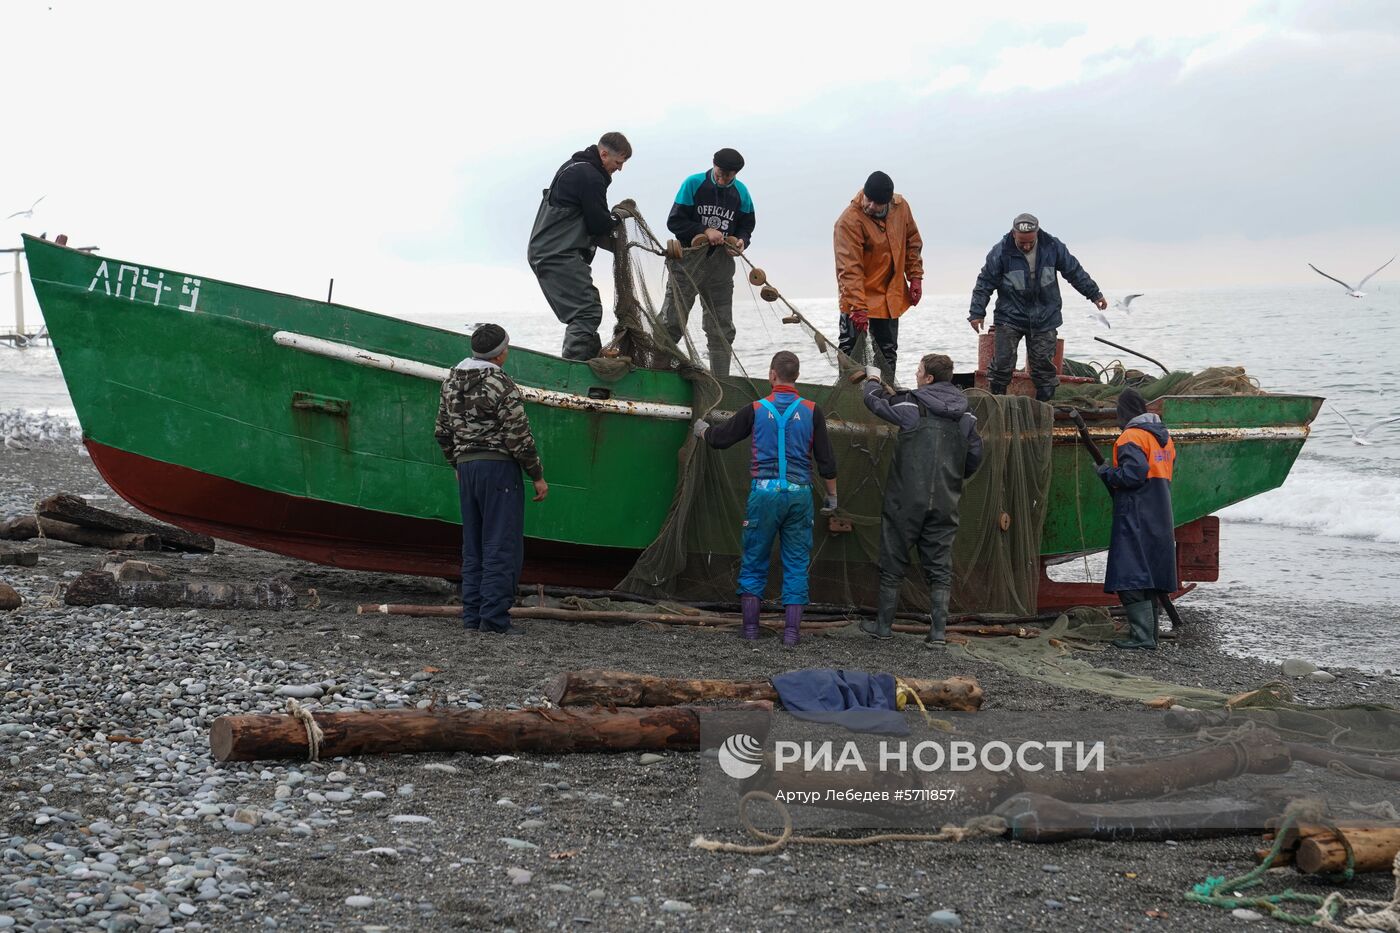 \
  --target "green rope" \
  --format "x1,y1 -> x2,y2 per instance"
1184,808 -> 1357,925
